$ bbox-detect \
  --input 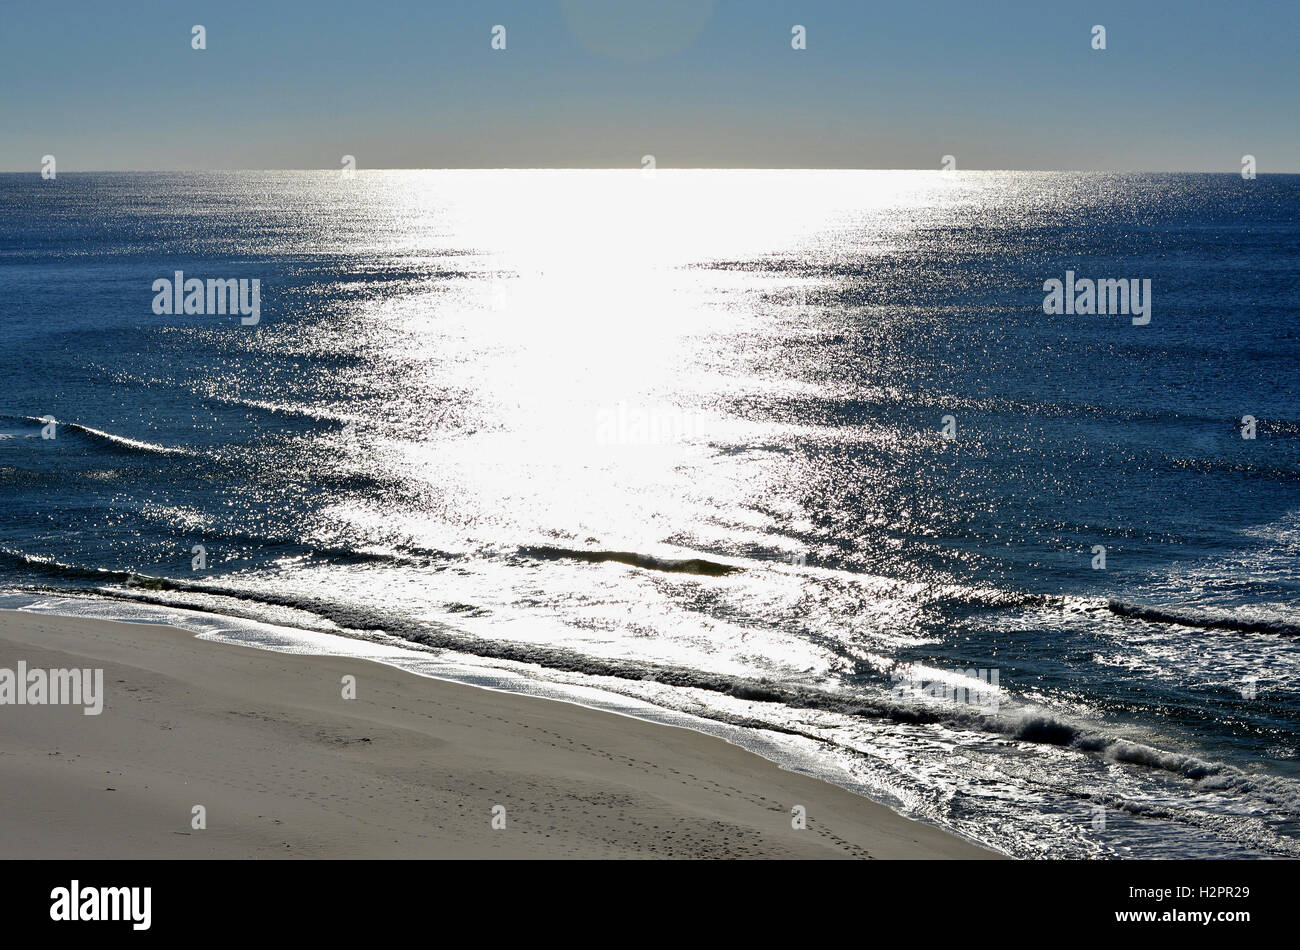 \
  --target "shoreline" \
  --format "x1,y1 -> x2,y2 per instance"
0,607 -> 997,859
